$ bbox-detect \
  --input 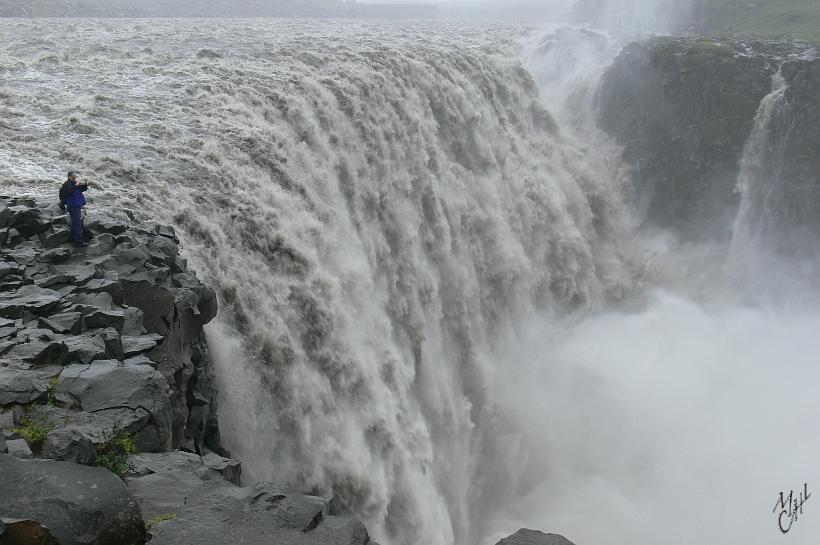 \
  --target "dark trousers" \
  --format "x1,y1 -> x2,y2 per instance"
68,206 -> 84,243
